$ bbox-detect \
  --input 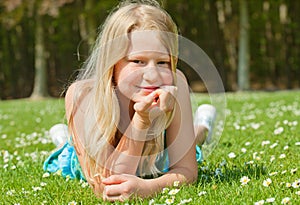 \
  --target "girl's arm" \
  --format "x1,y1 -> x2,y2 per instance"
142,71 -> 198,193
102,124 -> 147,176
65,81 -> 150,188
164,69 -> 198,183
